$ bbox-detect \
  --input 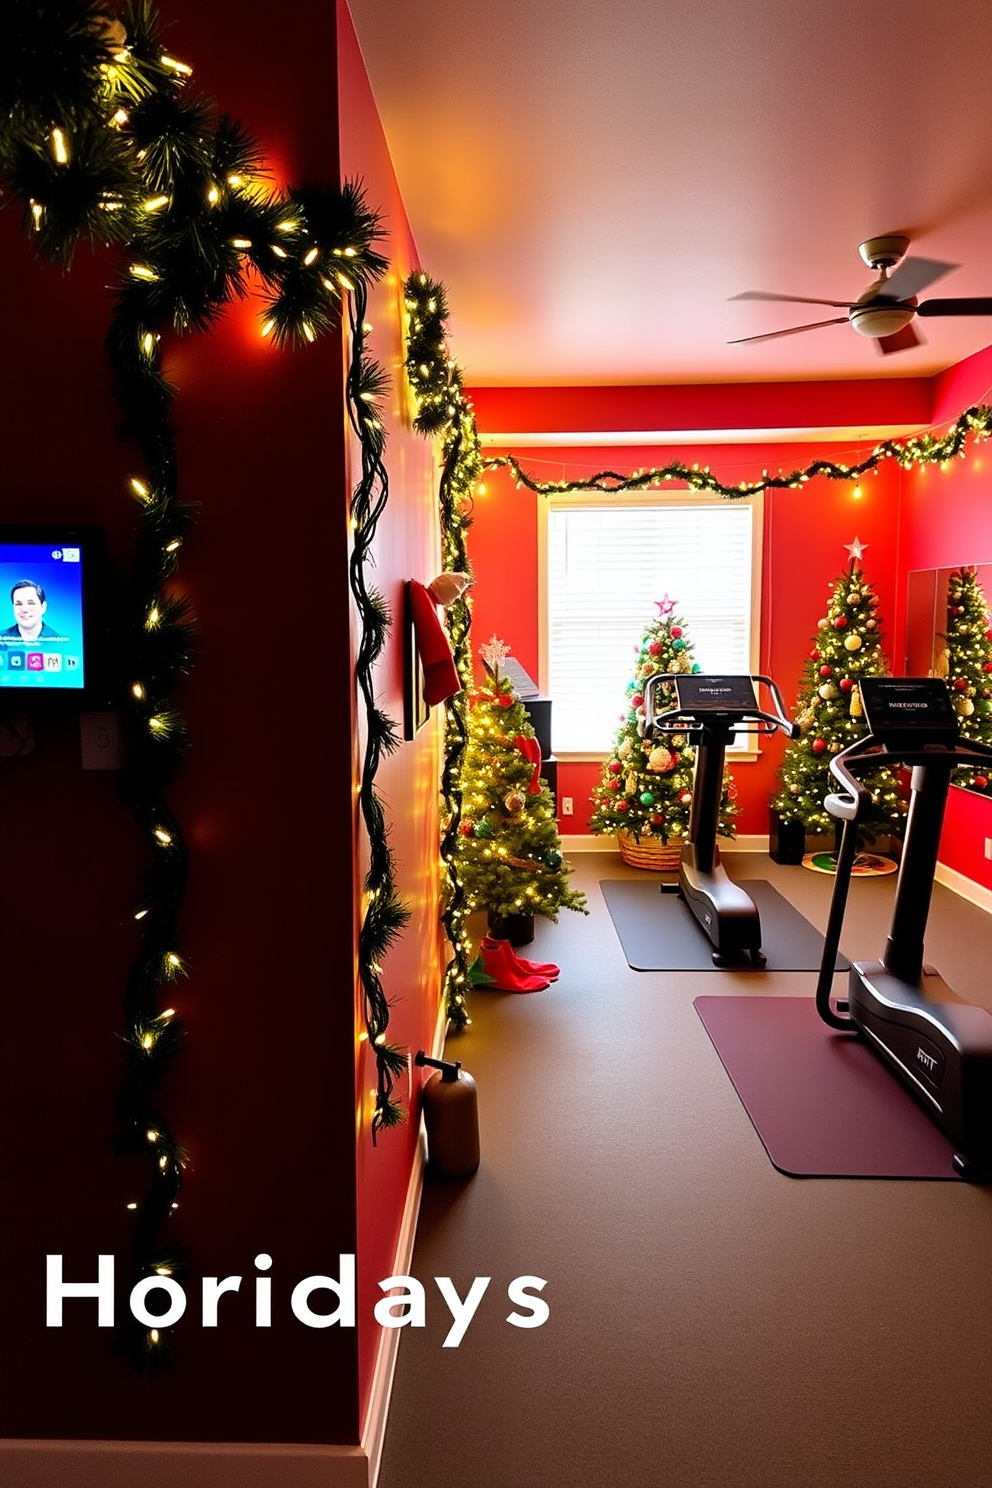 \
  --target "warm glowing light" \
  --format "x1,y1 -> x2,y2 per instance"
146,607 -> 160,627
130,477 -> 150,499
141,332 -> 156,355
270,244 -> 288,259
160,53 -> 192,76
113,109 -> 128,126
303,247 -> 319,266
149,1329 -> 160,1344
51,128 -> 68,164
153,827 -> 173,845
231,237 -> 252,249
275,219 -> 298,234
261,319 -> 276,338
143,196 -> 170,213
142,1033 -> 154,1050
146,1129 -> 159,1144
30,201 -> 43,228
302,321 -> 315,343
130,264 -> 158,281
165,538 -> 182,553
207,185 -> 219,205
